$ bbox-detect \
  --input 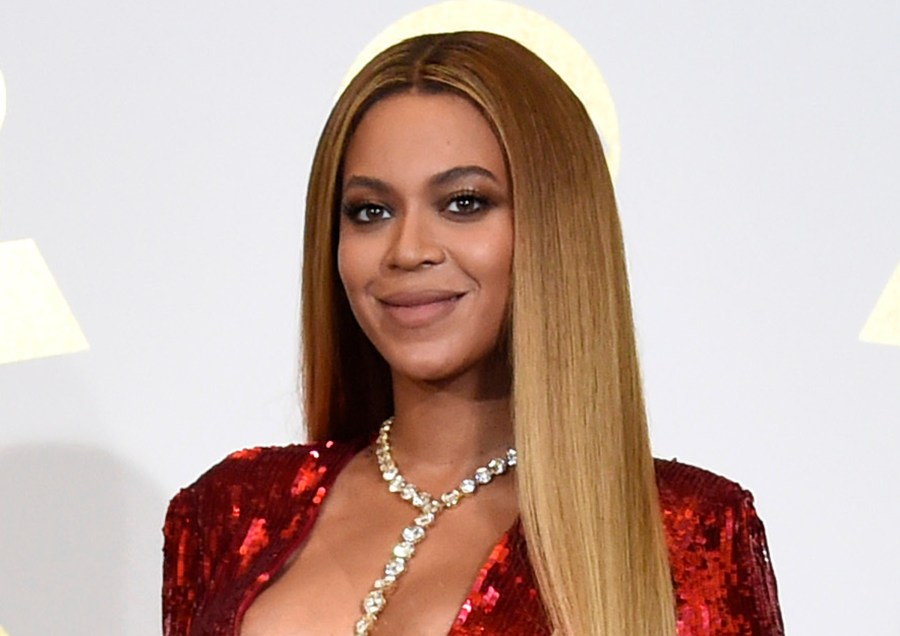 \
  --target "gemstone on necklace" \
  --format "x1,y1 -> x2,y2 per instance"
382,466 -> 398,481
401,485 -> 417,501
355,617 -> 372,635
363,590 -> 385,615
402,525 -> 425,543
460,478 -> 476,494
488,458 -> 506,474
506,449 -> 518,466
474,467 -> 492,484
388,476 -> 405,492
414,511 -> 436,527
384,557 -> 406,577
392,541 -> 415,559
441,489 -> 461,507
373,577 -> 391,589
